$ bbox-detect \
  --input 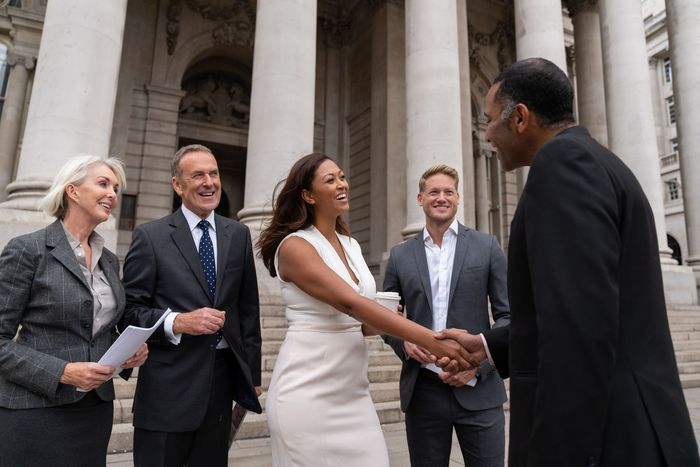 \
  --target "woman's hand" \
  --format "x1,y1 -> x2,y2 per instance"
122,343 -> 149,369
60,362 -> 115,391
